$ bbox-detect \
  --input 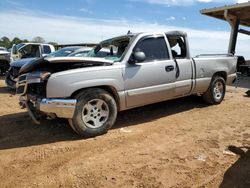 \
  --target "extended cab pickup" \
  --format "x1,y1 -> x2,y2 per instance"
11,43 -> 55,62
17,31 -> 237,137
